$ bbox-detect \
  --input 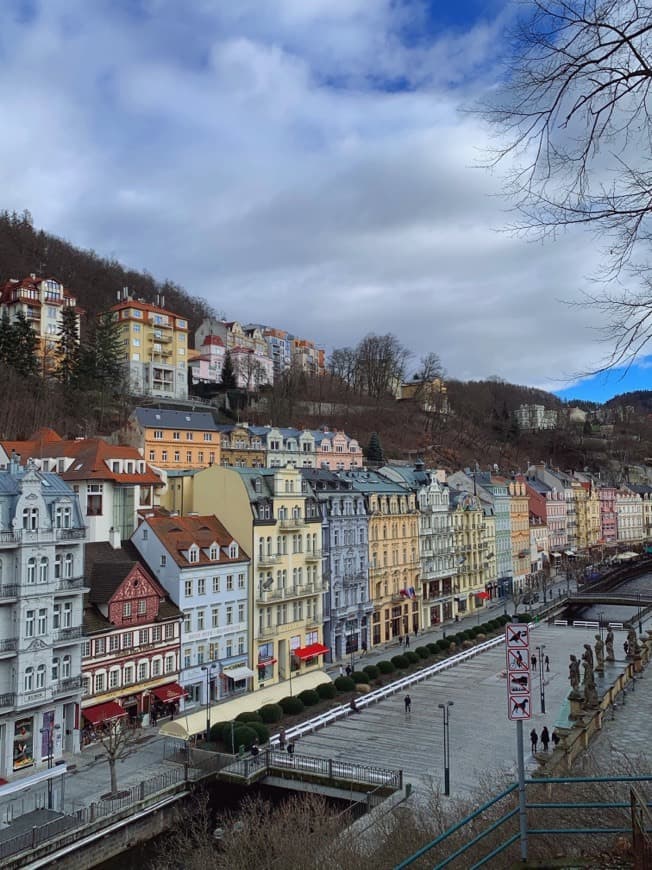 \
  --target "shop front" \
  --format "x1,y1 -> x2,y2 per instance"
220,663 -> 254,698
293,642 -> 329,672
